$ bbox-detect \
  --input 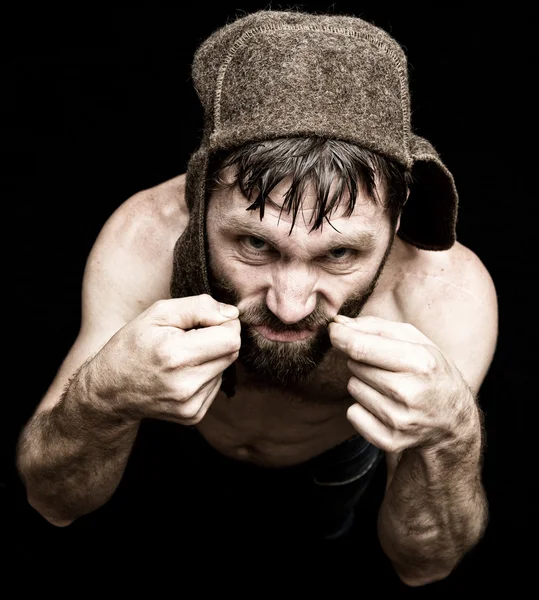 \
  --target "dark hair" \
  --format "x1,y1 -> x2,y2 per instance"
208,137 -> 413,233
